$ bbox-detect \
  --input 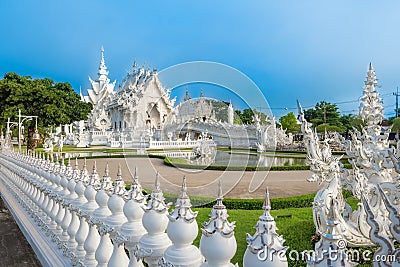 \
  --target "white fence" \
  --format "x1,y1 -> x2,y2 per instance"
149,140 -> 200,149
0,150 -> 288,267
